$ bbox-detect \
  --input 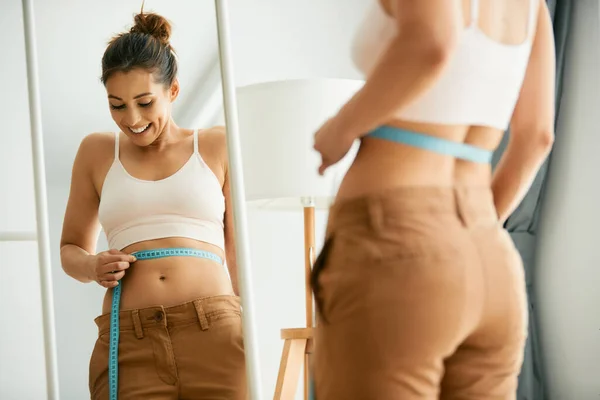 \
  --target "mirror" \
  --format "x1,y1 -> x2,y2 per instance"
4,1 -> 252,399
